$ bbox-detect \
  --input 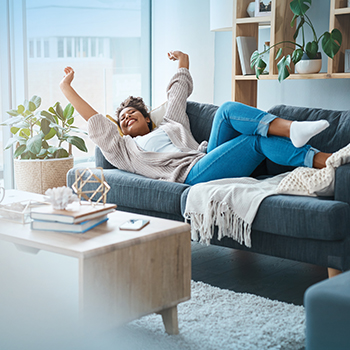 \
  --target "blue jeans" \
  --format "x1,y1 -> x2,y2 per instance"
184,102 -> 319,185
